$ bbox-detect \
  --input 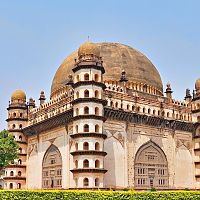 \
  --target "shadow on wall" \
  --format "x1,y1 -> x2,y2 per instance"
104,136 -> 116,188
